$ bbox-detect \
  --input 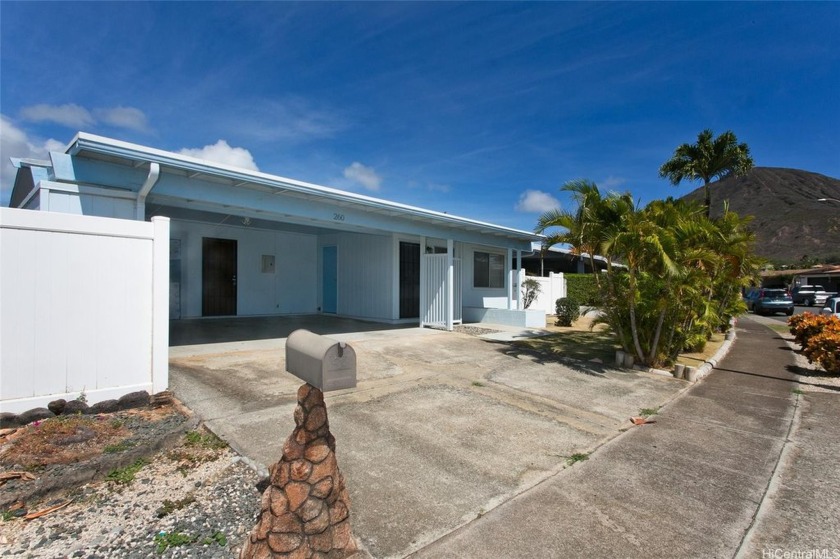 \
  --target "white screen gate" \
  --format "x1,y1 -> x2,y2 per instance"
422,254 -> 462,329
